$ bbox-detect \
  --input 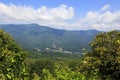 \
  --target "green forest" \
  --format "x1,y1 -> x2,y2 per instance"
0,29 -> 120,80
